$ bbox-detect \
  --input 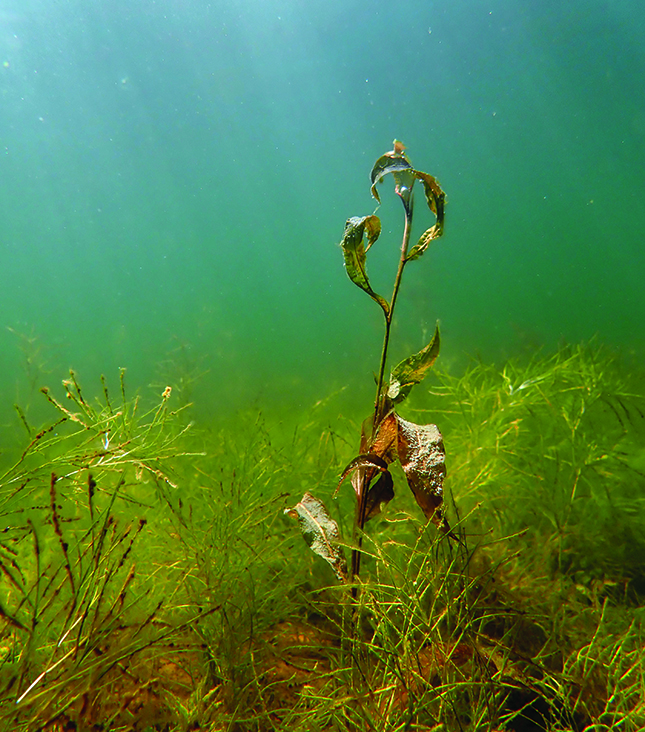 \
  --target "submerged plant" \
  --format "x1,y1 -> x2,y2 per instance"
0,372 -> 208,730
286,141 -> 451,588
